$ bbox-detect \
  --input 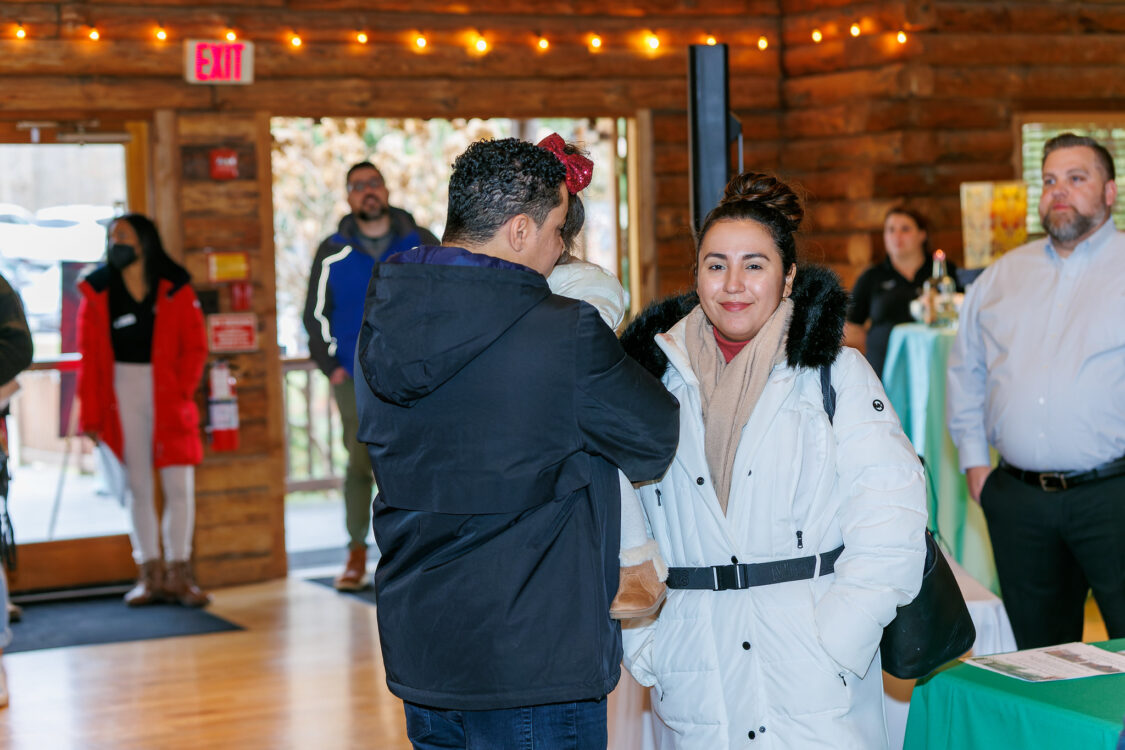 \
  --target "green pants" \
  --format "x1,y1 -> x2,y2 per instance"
333,377 -> 375,550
